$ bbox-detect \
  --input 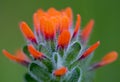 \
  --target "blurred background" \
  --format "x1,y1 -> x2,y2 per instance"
0,0 -> 120,82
